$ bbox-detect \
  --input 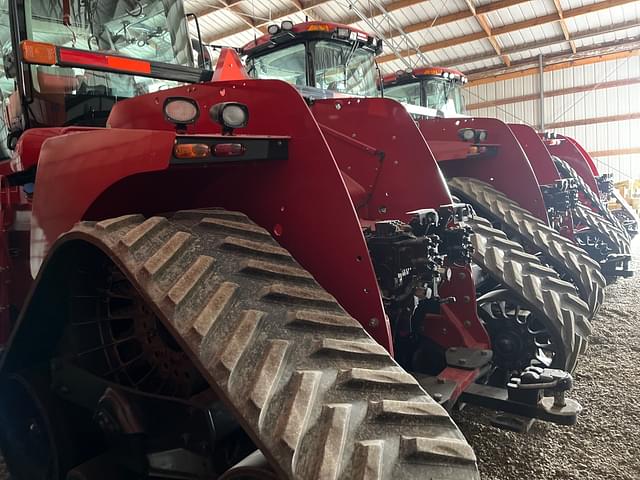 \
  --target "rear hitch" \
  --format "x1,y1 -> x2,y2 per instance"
459,366 -> 581,427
